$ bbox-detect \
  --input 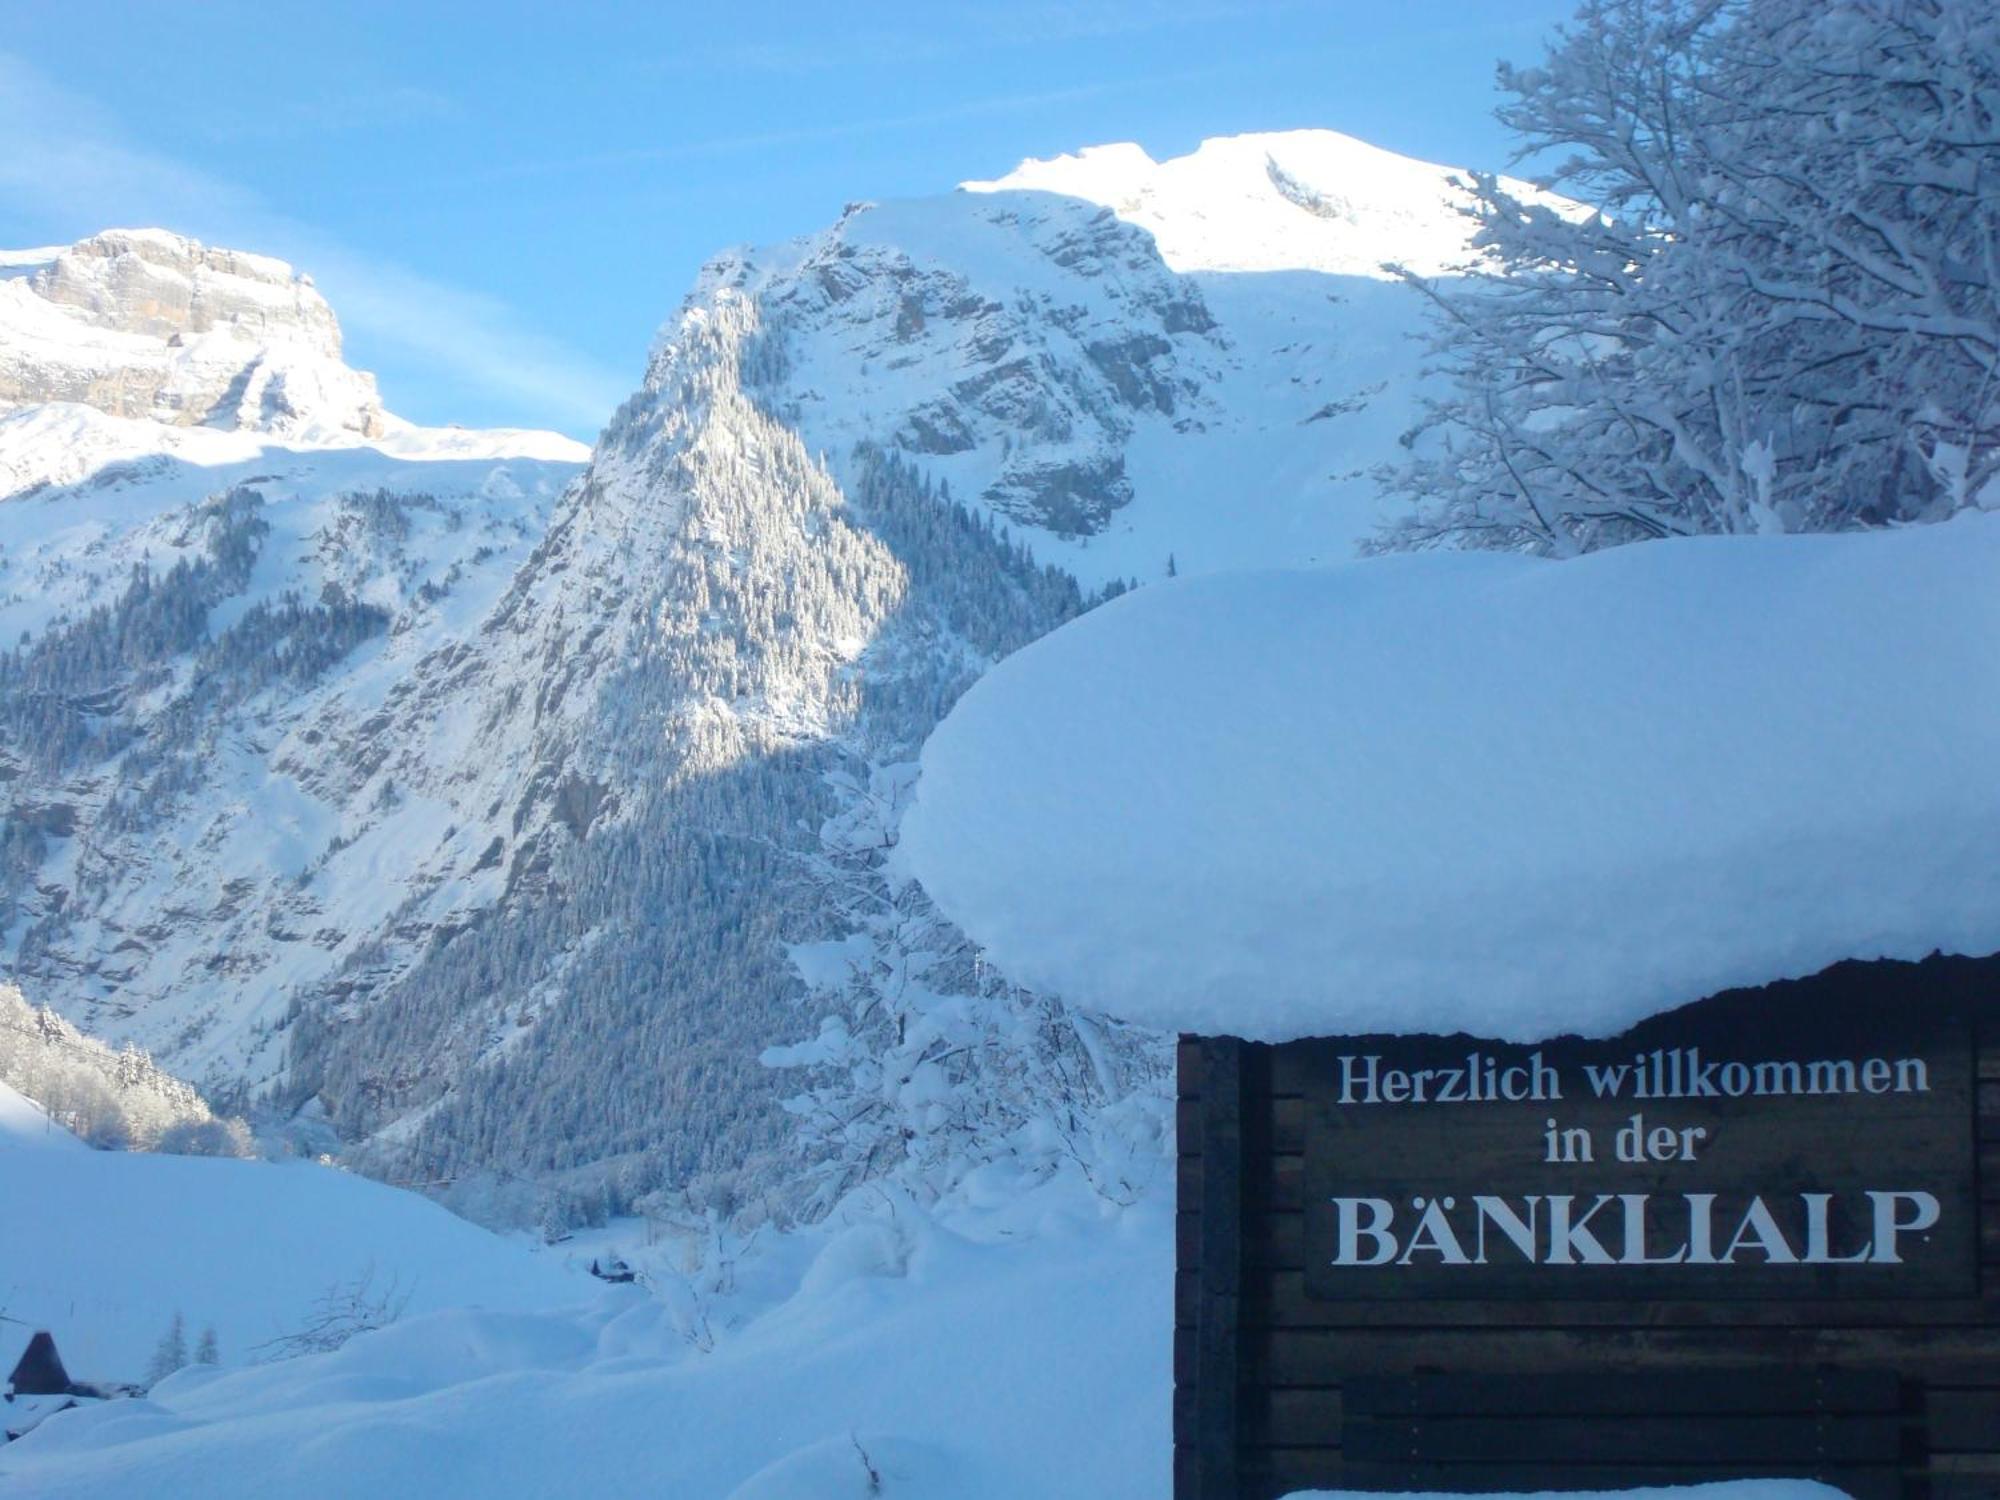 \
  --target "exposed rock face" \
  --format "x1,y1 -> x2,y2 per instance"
0,229 -> 384,436
707,194 -> 1218,540
32,229 -> 345,351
